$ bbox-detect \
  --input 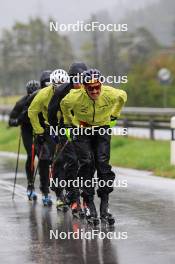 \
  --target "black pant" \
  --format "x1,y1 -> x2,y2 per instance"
72,127 -> 115,199
51,141 -> 79,202
35,133 -> 55,194
21,125 -> 34,186
63,142 -> 79,201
